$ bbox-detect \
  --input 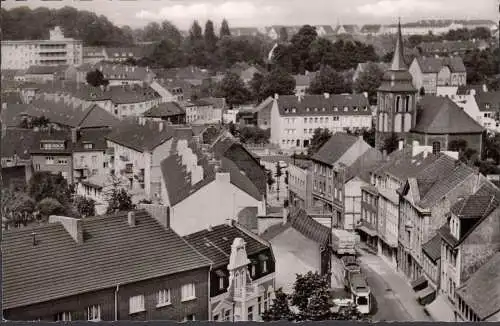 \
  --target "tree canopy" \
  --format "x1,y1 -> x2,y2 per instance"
252,68 -> 296,102
308,65 -> 352,95
214,72 -> 251,106
86,69 -> 109,87
353,62 -> 384,105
